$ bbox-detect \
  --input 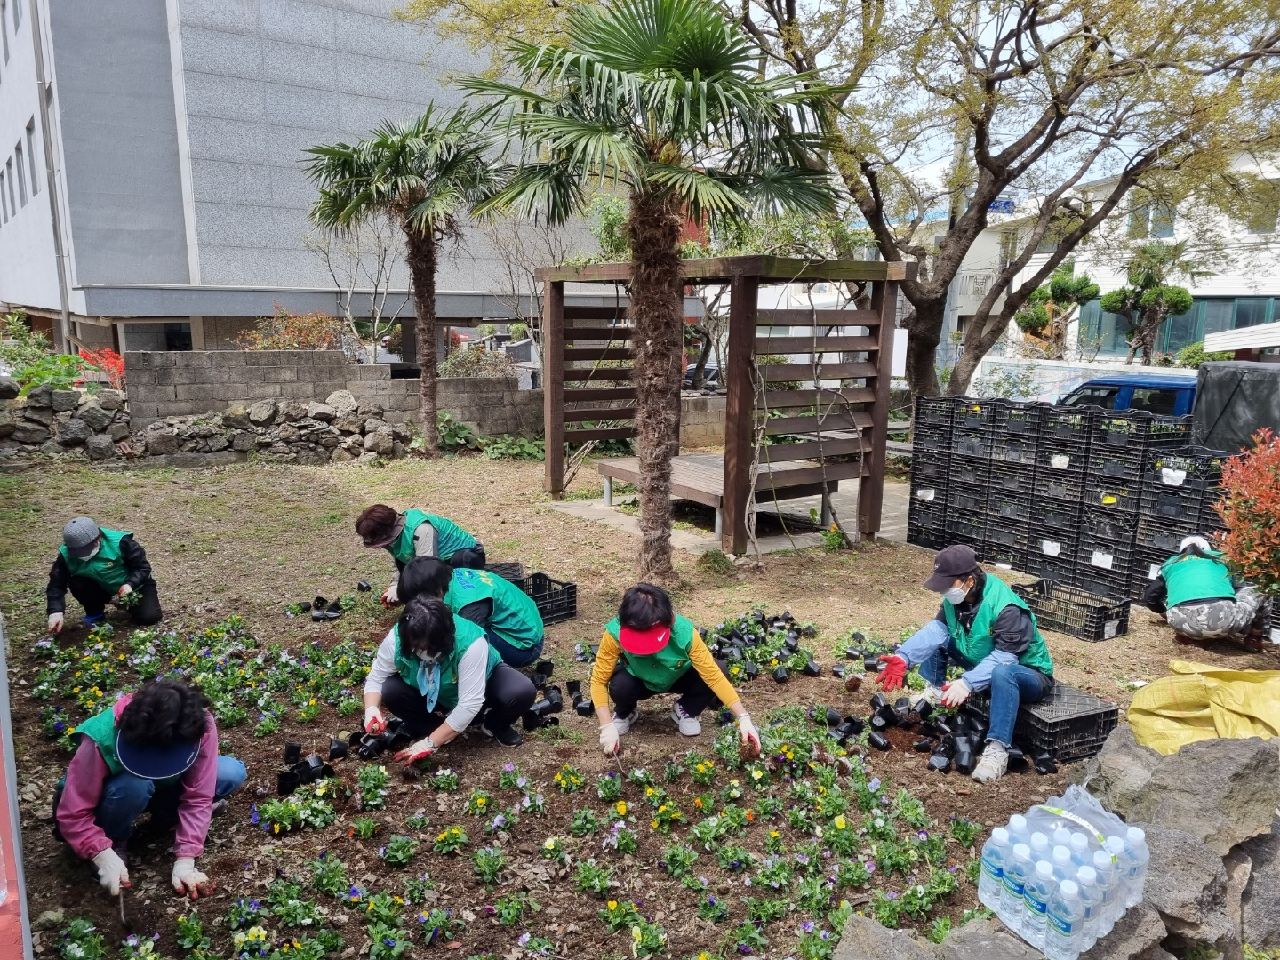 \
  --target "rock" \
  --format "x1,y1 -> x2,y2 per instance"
208,432 -> 230,452
1143,824 -> 1233,949
144,429 -> 180,455
0,407 -> 12,438
79,401 -> 114,432
1242,819 -> 1280,948
26,384 -> 53,407
1081,725 -> 1280,855
938,917 -> 1038,960
363,417 -> 390,435
1081,904 -> 1165,960
281,402 -> 309,423
1223,846 -> 1251,959
20,404 -> 55,426
248,399 -> 278,426
1135,949 -> 1177,960
331,447 -> 355,463
59,418 -> 91,446
363,427 -> 396,456
357,451 -> 383,466
834,912 -> 937,960
12,422 -> 50,444
0,376 -> 19,400
230,431 -> 256,452
275,424 -> 300,443
223,403 -> 252,430
51,389 -> 79,412
307,402 -> 337,422
295,448 -> 330,465
85,434 -> 116,460
335,416 -> 363,434
96,389 -> 124,411
326,389 -> 359,417
318,433 -> 339,449
40,439 -> 64,457
108,422 -> 131,442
